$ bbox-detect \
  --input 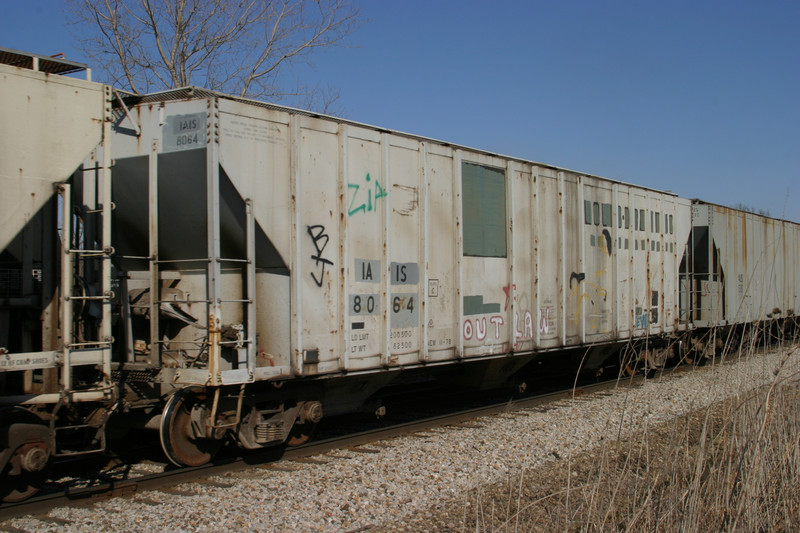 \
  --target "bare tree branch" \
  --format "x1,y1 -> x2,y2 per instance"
67,0 -> 362,110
